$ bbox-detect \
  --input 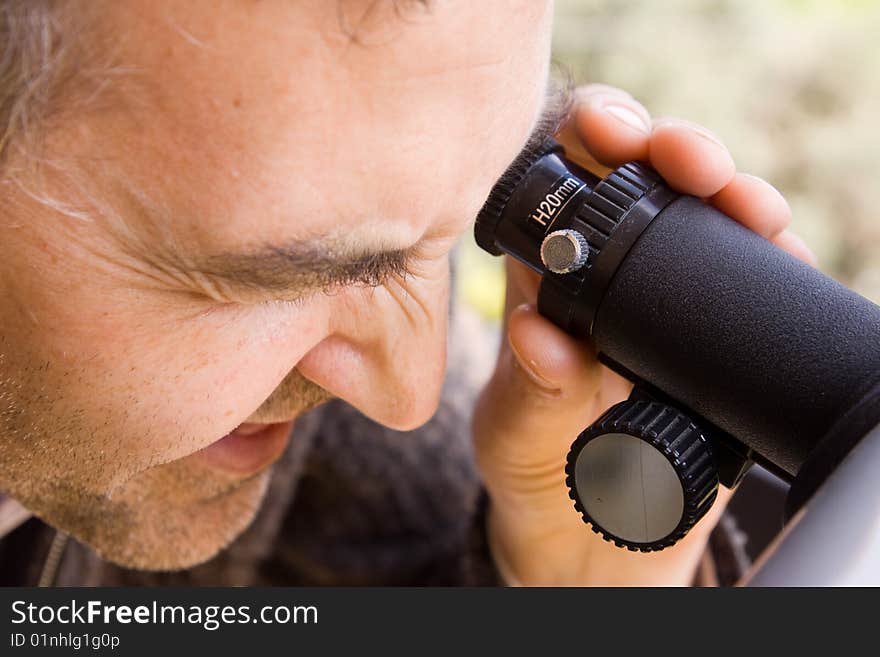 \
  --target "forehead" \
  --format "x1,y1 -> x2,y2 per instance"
76,1 -> 553,259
